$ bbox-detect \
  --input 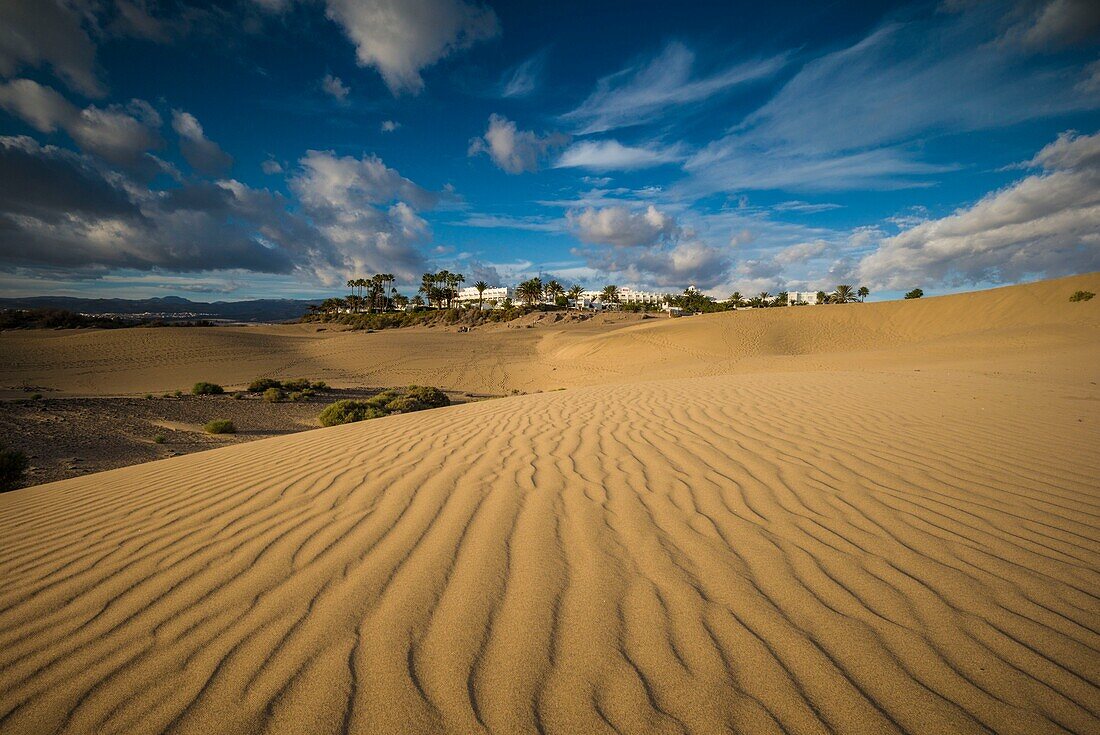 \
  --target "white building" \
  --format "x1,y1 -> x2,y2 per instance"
786,291 -> 820,305
455,286 -> 514,307
618,287 -> 667,305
